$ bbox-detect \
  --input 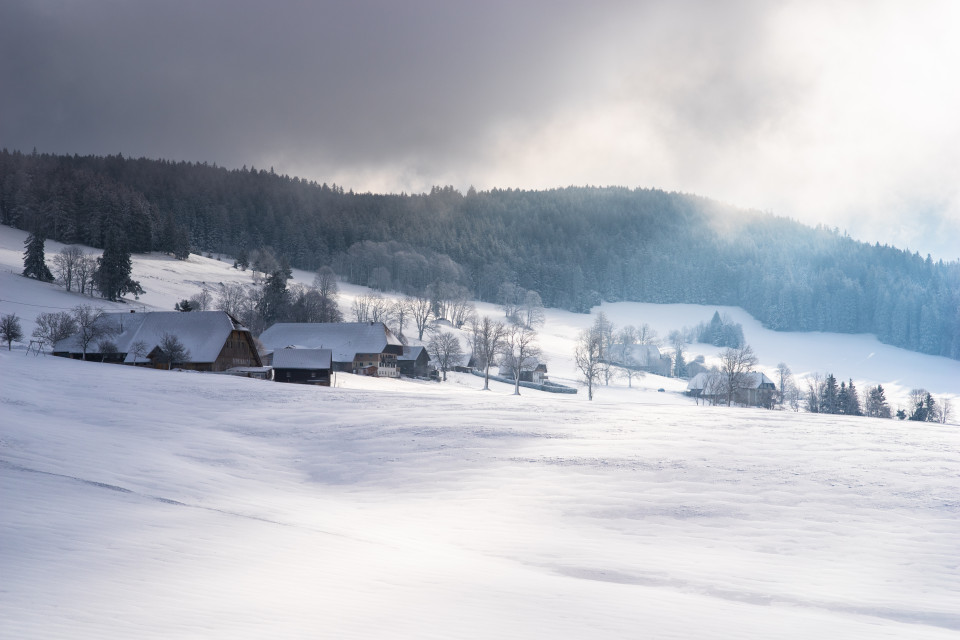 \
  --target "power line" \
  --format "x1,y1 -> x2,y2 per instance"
0,298 -> 148,312
0,298 -> 80,310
